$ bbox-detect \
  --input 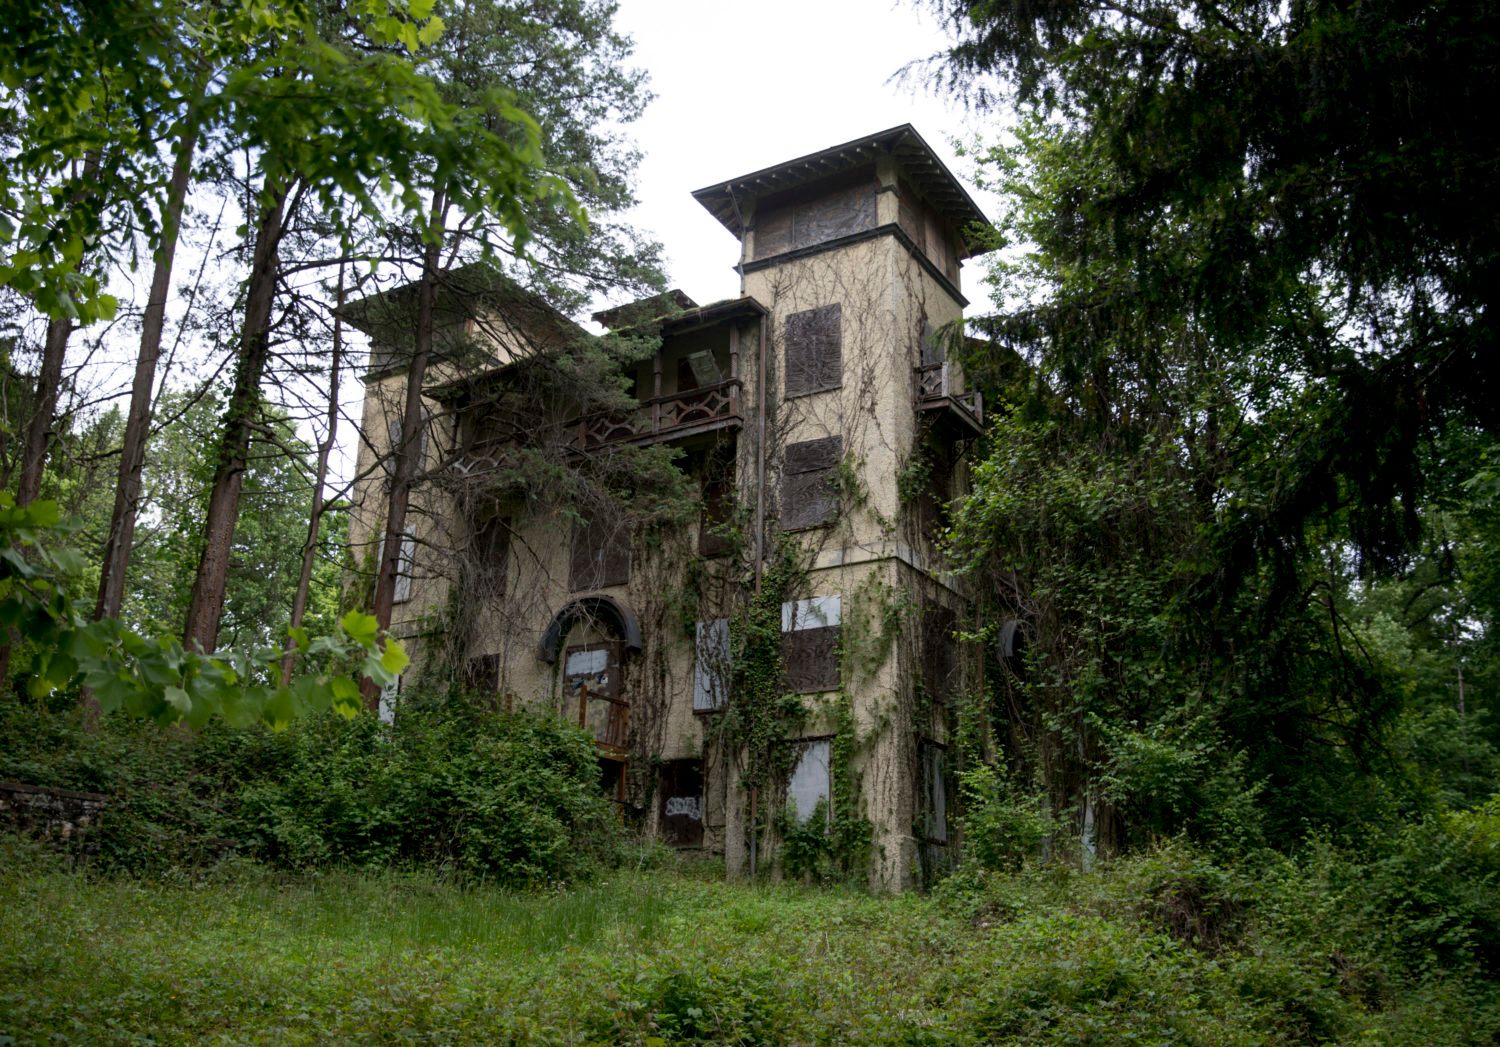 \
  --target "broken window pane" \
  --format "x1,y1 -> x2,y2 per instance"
693,618 -> 730,711
782,595 -> 842,631
780,594 -> 840,693
392,532 -> 416,604
565,642 -> 626,748
921,742 -> 948,843
787,739 -> 831,823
